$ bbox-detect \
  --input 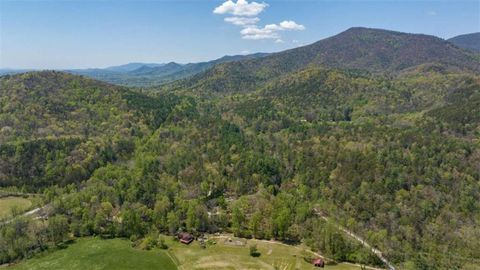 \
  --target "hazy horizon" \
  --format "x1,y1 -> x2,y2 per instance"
1,0 -> 479,69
